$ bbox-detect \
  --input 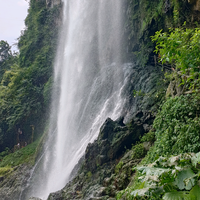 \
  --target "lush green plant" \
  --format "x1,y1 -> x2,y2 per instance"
0,40 -> 11,60
132,143 -> 147,159
0,40 -> 18,82
140,131 -> 155,144
117,153 -> 200,200
0,147 -> 11,161
145,94 -> 200,162
152,25 -> 200,72
133,90 -> 145,98
0,63 -> 45,150
115,161 -> 124,173
152,25 -> 200,91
